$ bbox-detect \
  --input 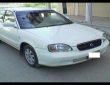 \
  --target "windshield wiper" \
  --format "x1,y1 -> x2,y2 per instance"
36,22 -> 74,28
56,22 -> 73,25
65,22 -> 73,24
